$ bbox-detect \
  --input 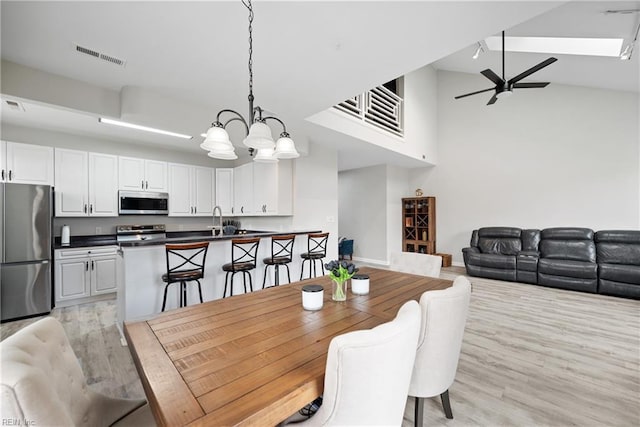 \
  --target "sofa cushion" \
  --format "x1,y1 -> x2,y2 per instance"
521,229 -> 541,252
478,238 -> 522,255
540,240 -> 596,262
478,227 -> 522,239
598,279 -> 640,299
538,258 -> 597,279
541,227 -> 594,240
467,252 -> 516,270
599,263 -> 640,285
595,230 -> 640,266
